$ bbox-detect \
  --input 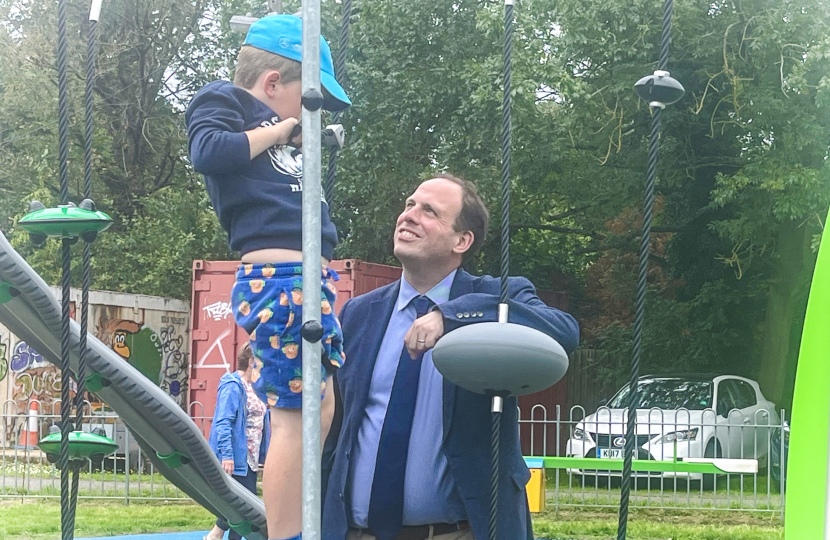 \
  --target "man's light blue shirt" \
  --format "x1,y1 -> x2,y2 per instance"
348,270 -> 467,527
